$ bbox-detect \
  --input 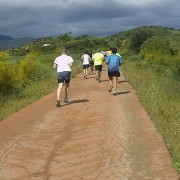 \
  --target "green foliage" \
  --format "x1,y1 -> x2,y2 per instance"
71,53 -> 83,78
0,52 -> 54,96
0,76 -> 57,120
110,26 -> 175,54
123,60 -> 180,172
57,32 -> 73,47
17,52 -> 54,86
0,51 -> 9,61
139,36 -> 180,79
0,61 -> 18,95
64,39 -> 93,53
140,36 -> 172,57
7,32 -> 112,56
129,29 -> 154,52
123,28 -> 180,172
0,50 -> 83,120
